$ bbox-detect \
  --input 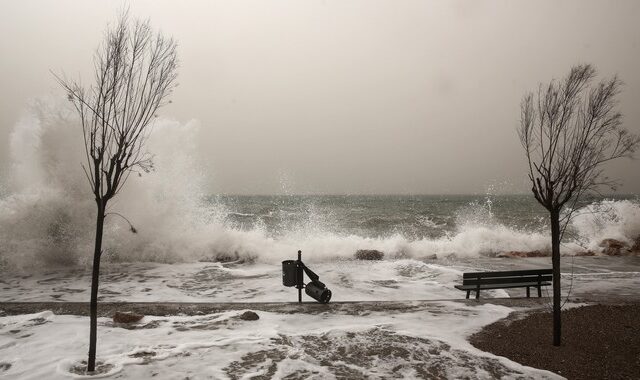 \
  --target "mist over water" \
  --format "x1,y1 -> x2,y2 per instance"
0,99 -> 639,270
